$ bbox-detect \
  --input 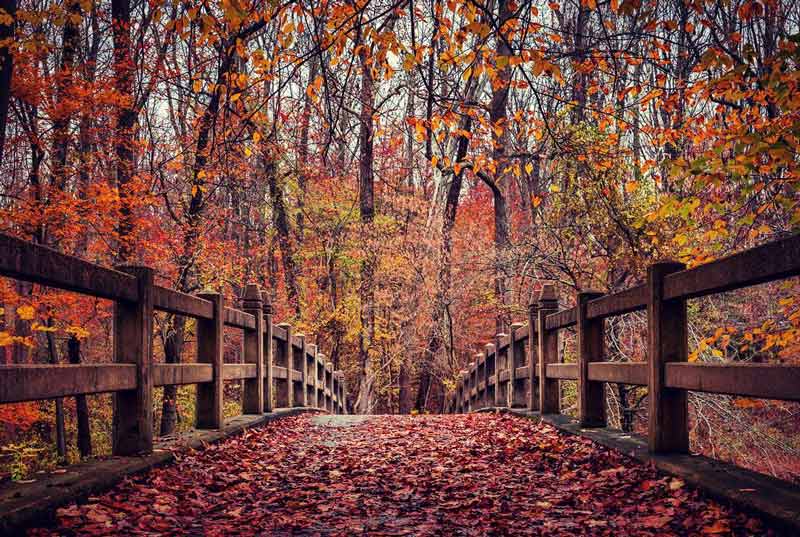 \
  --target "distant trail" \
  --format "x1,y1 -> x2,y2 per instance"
31,414 -> 766,536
